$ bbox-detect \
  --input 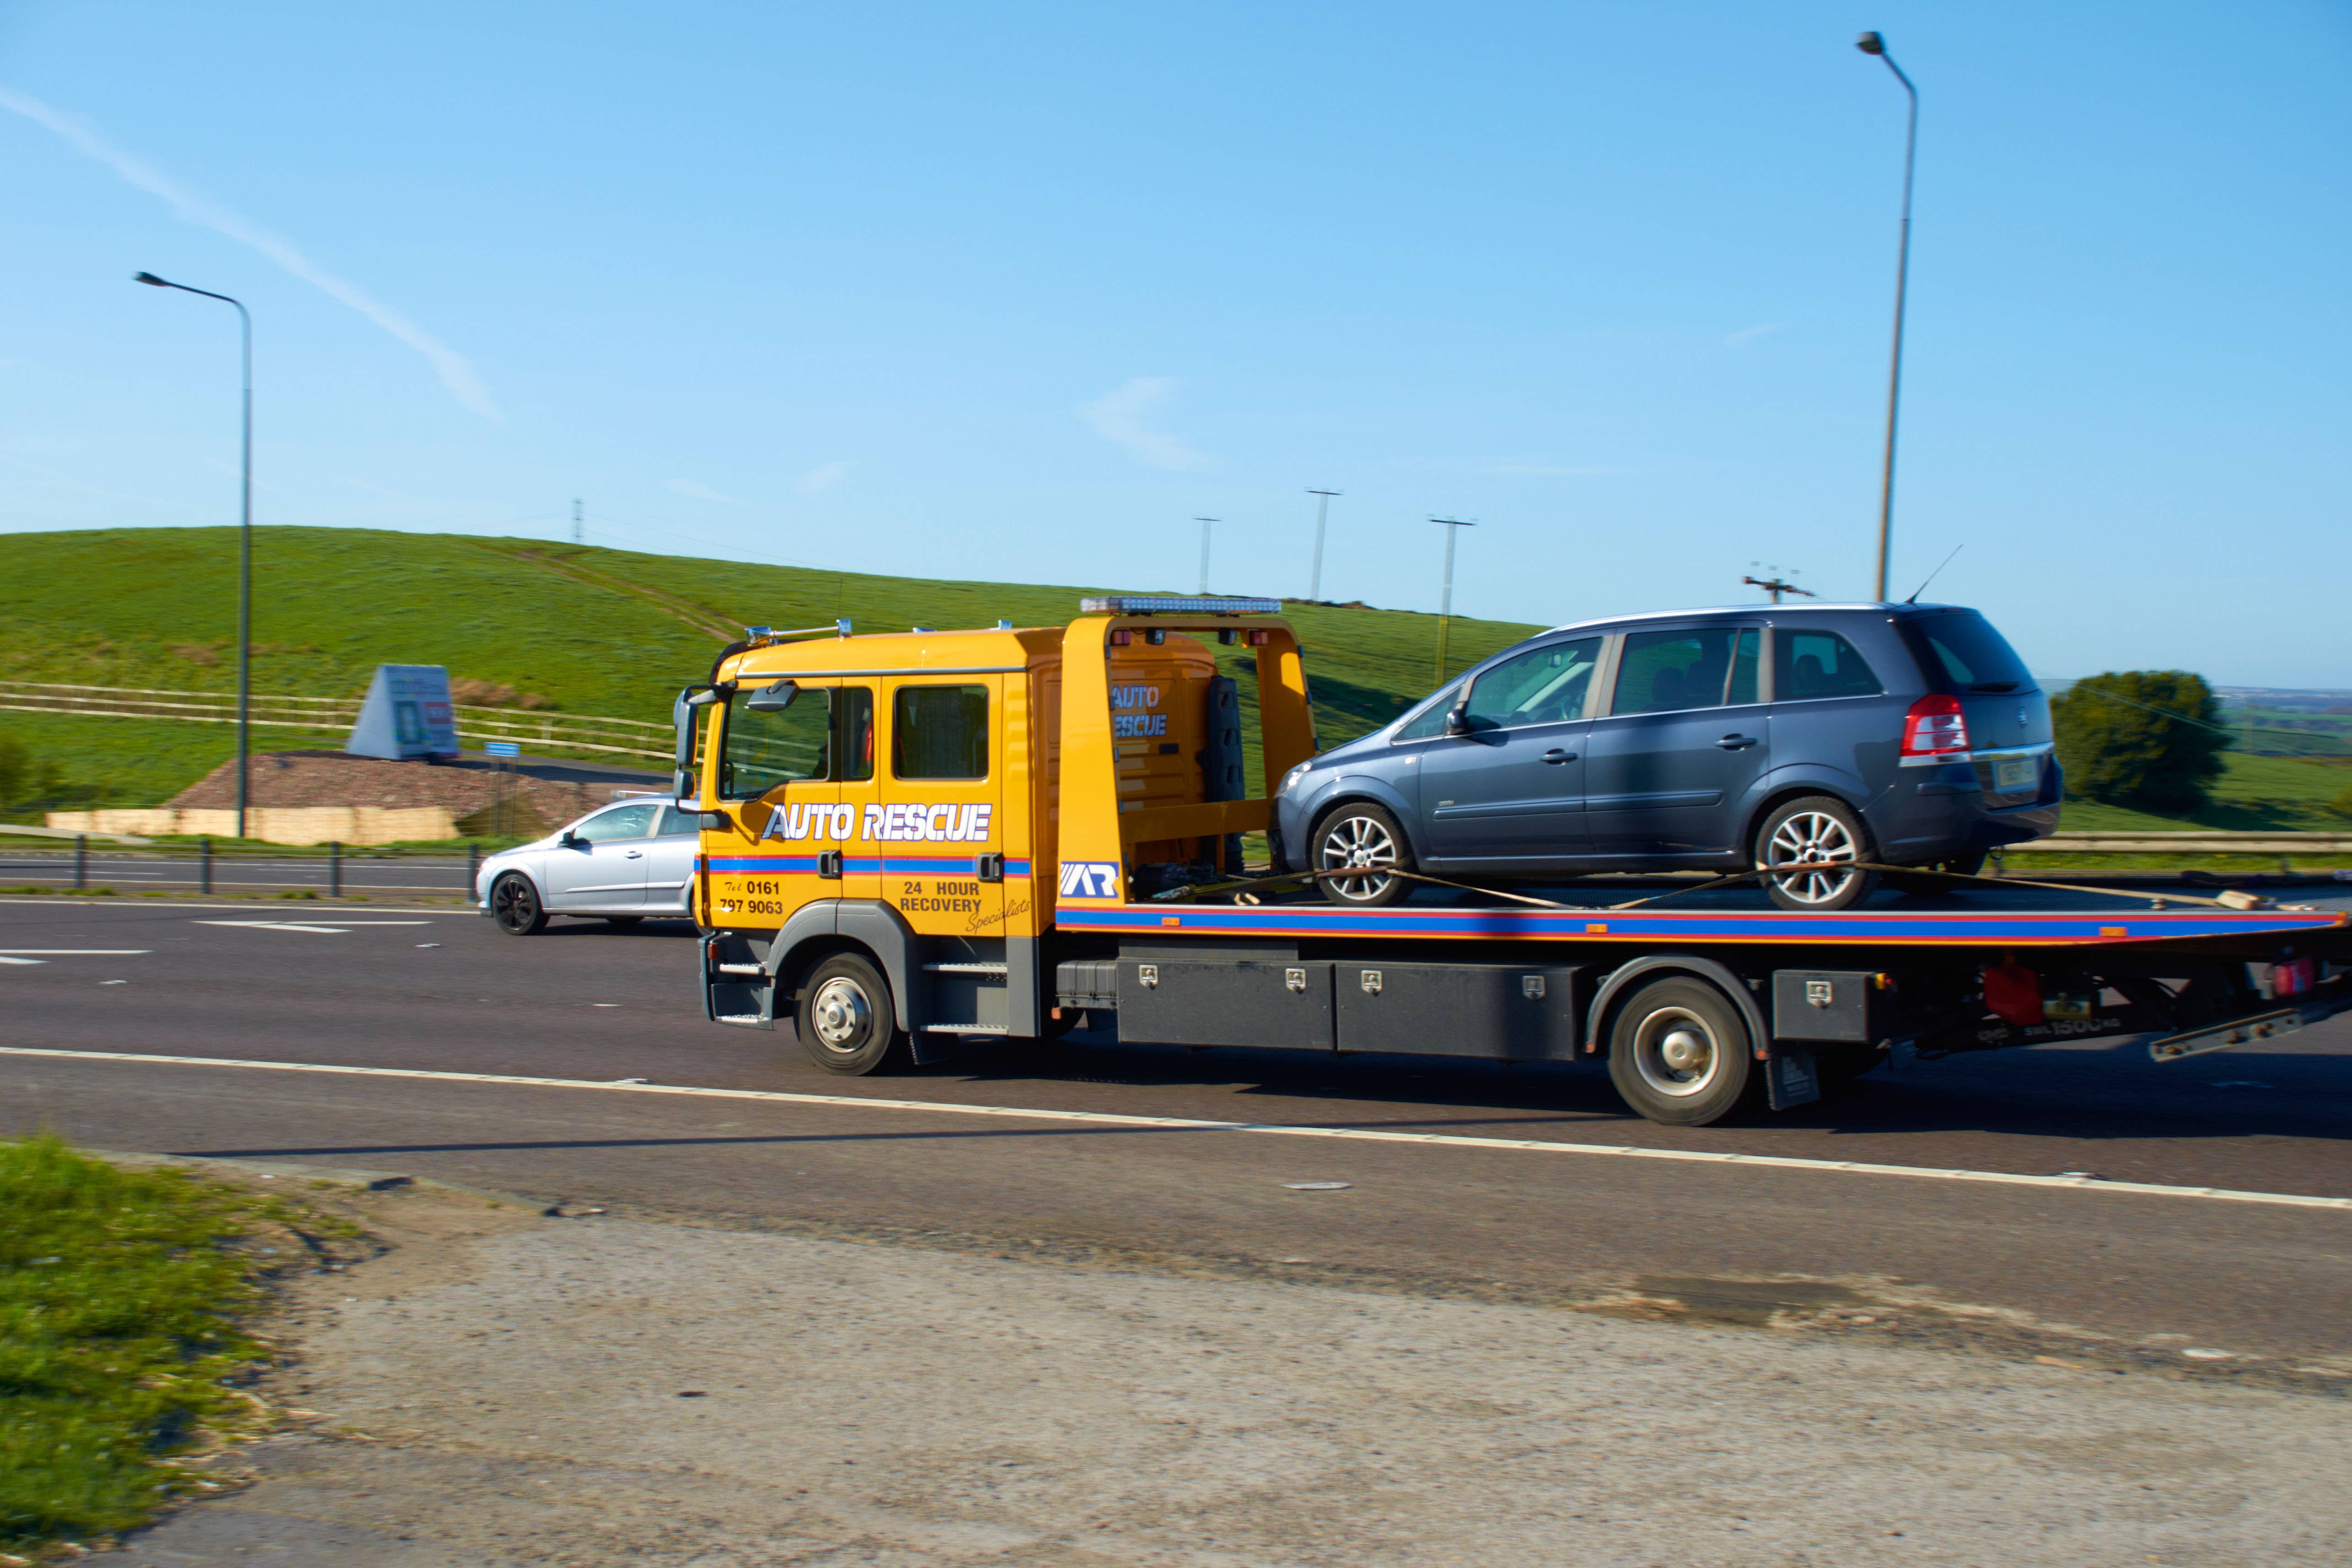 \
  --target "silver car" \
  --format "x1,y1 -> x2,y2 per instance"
476,797 -> 699,934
